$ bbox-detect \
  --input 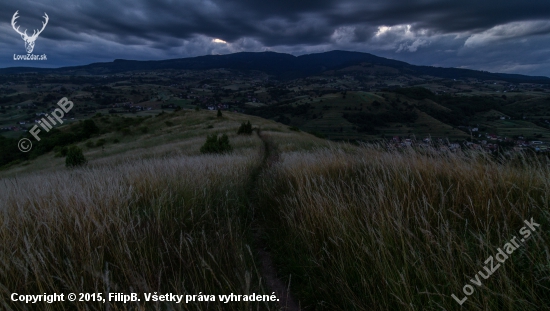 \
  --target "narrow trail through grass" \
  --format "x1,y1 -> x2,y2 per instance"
249,129 -> 301,311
